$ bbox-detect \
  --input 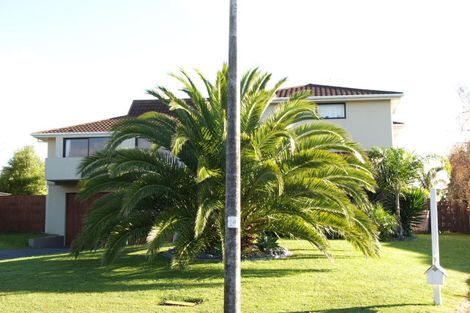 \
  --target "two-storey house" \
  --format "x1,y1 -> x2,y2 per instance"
32,83 -> 403,245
